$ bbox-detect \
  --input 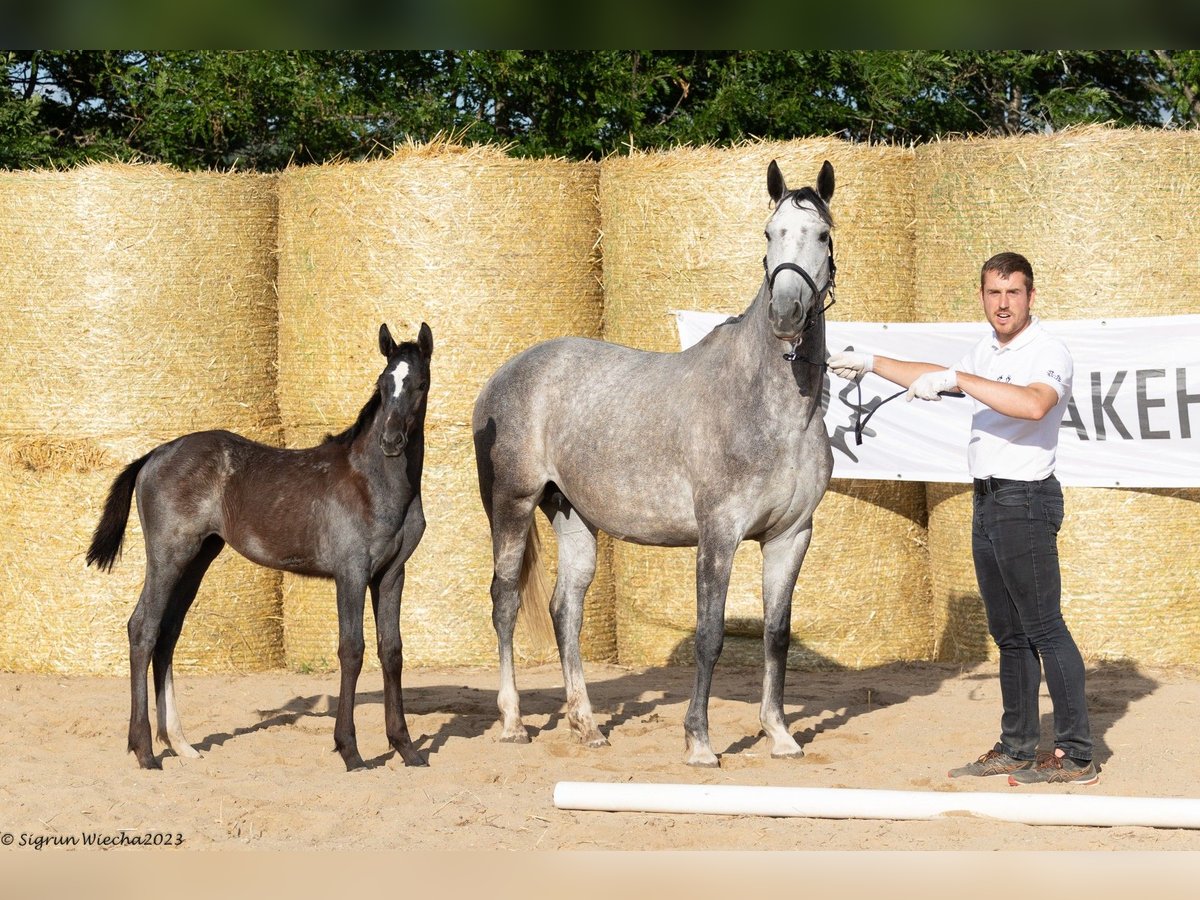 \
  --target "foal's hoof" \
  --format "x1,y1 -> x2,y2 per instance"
398,747 -> 429,767
131,749 -> 162,771
169,743 -> 202,760
340,752 -> 367,772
